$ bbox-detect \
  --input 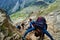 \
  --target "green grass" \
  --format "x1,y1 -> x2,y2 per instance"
10,12 -> 29,21
10,6 -> 40,21
37,1 -> 59,16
